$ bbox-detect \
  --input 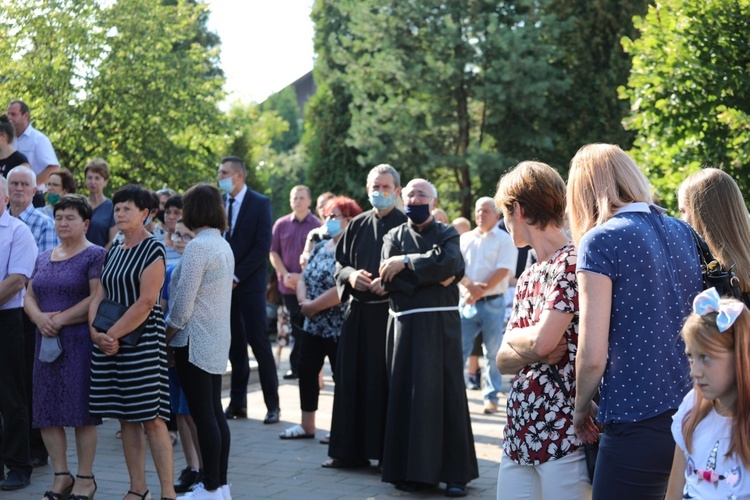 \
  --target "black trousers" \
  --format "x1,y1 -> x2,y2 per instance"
0,308 -> 31,476
228,290 -> 279,411
297,332 -> 337,412
282,294 -> 303,373
174,346 -> 230,491
22,311 -> 49,461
